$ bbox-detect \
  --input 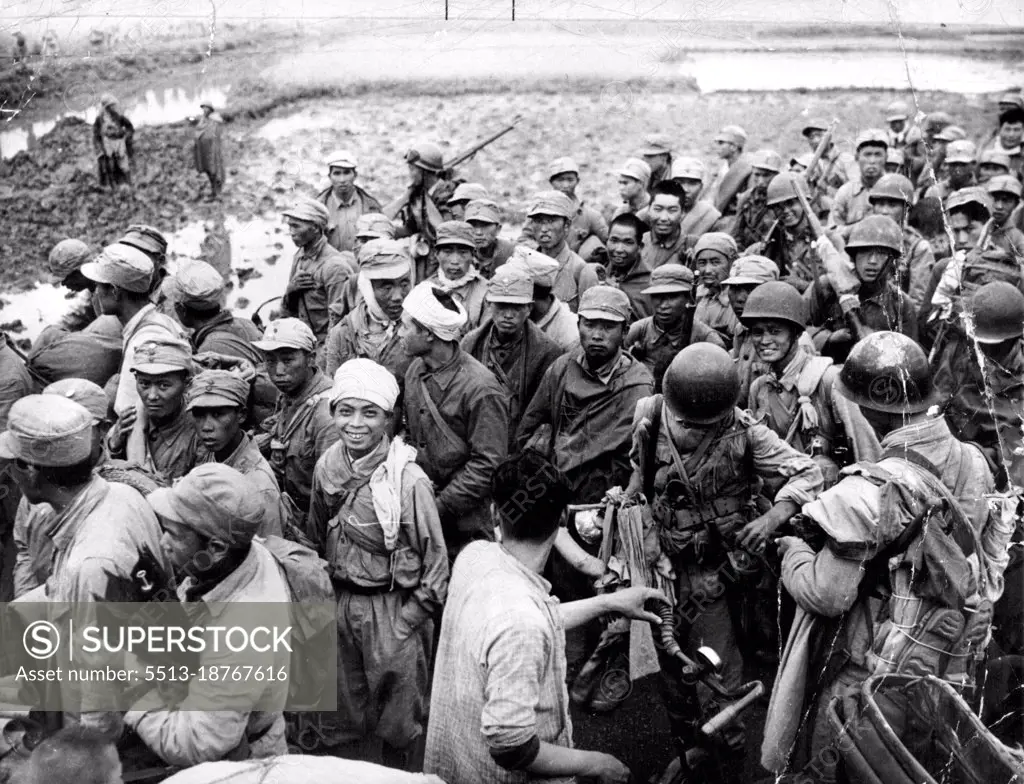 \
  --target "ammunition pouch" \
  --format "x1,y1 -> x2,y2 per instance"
656,494 -> 752,566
